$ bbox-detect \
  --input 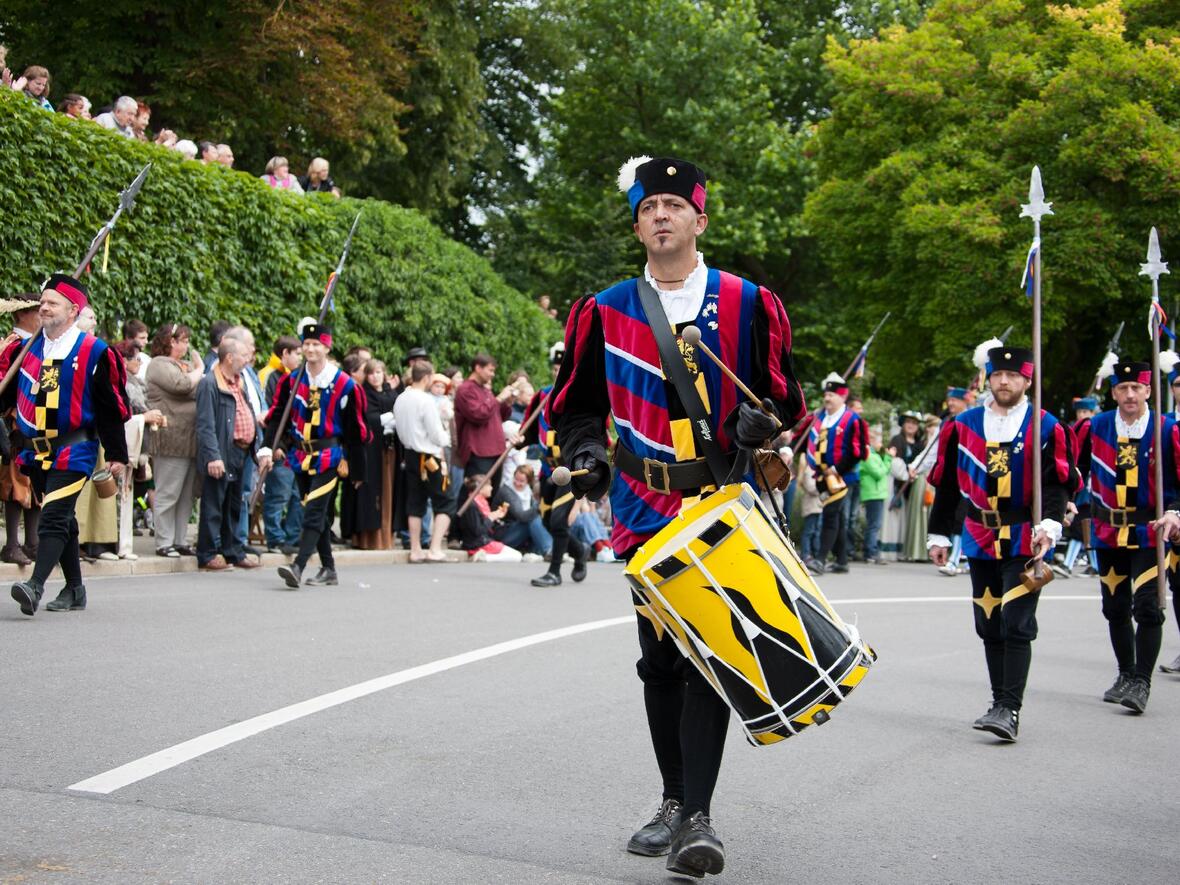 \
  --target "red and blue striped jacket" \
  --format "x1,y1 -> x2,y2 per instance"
265,366 -> 370,475
805,407 -> 868,479
928,403 -> 1072,560
547,268 -> 805,555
